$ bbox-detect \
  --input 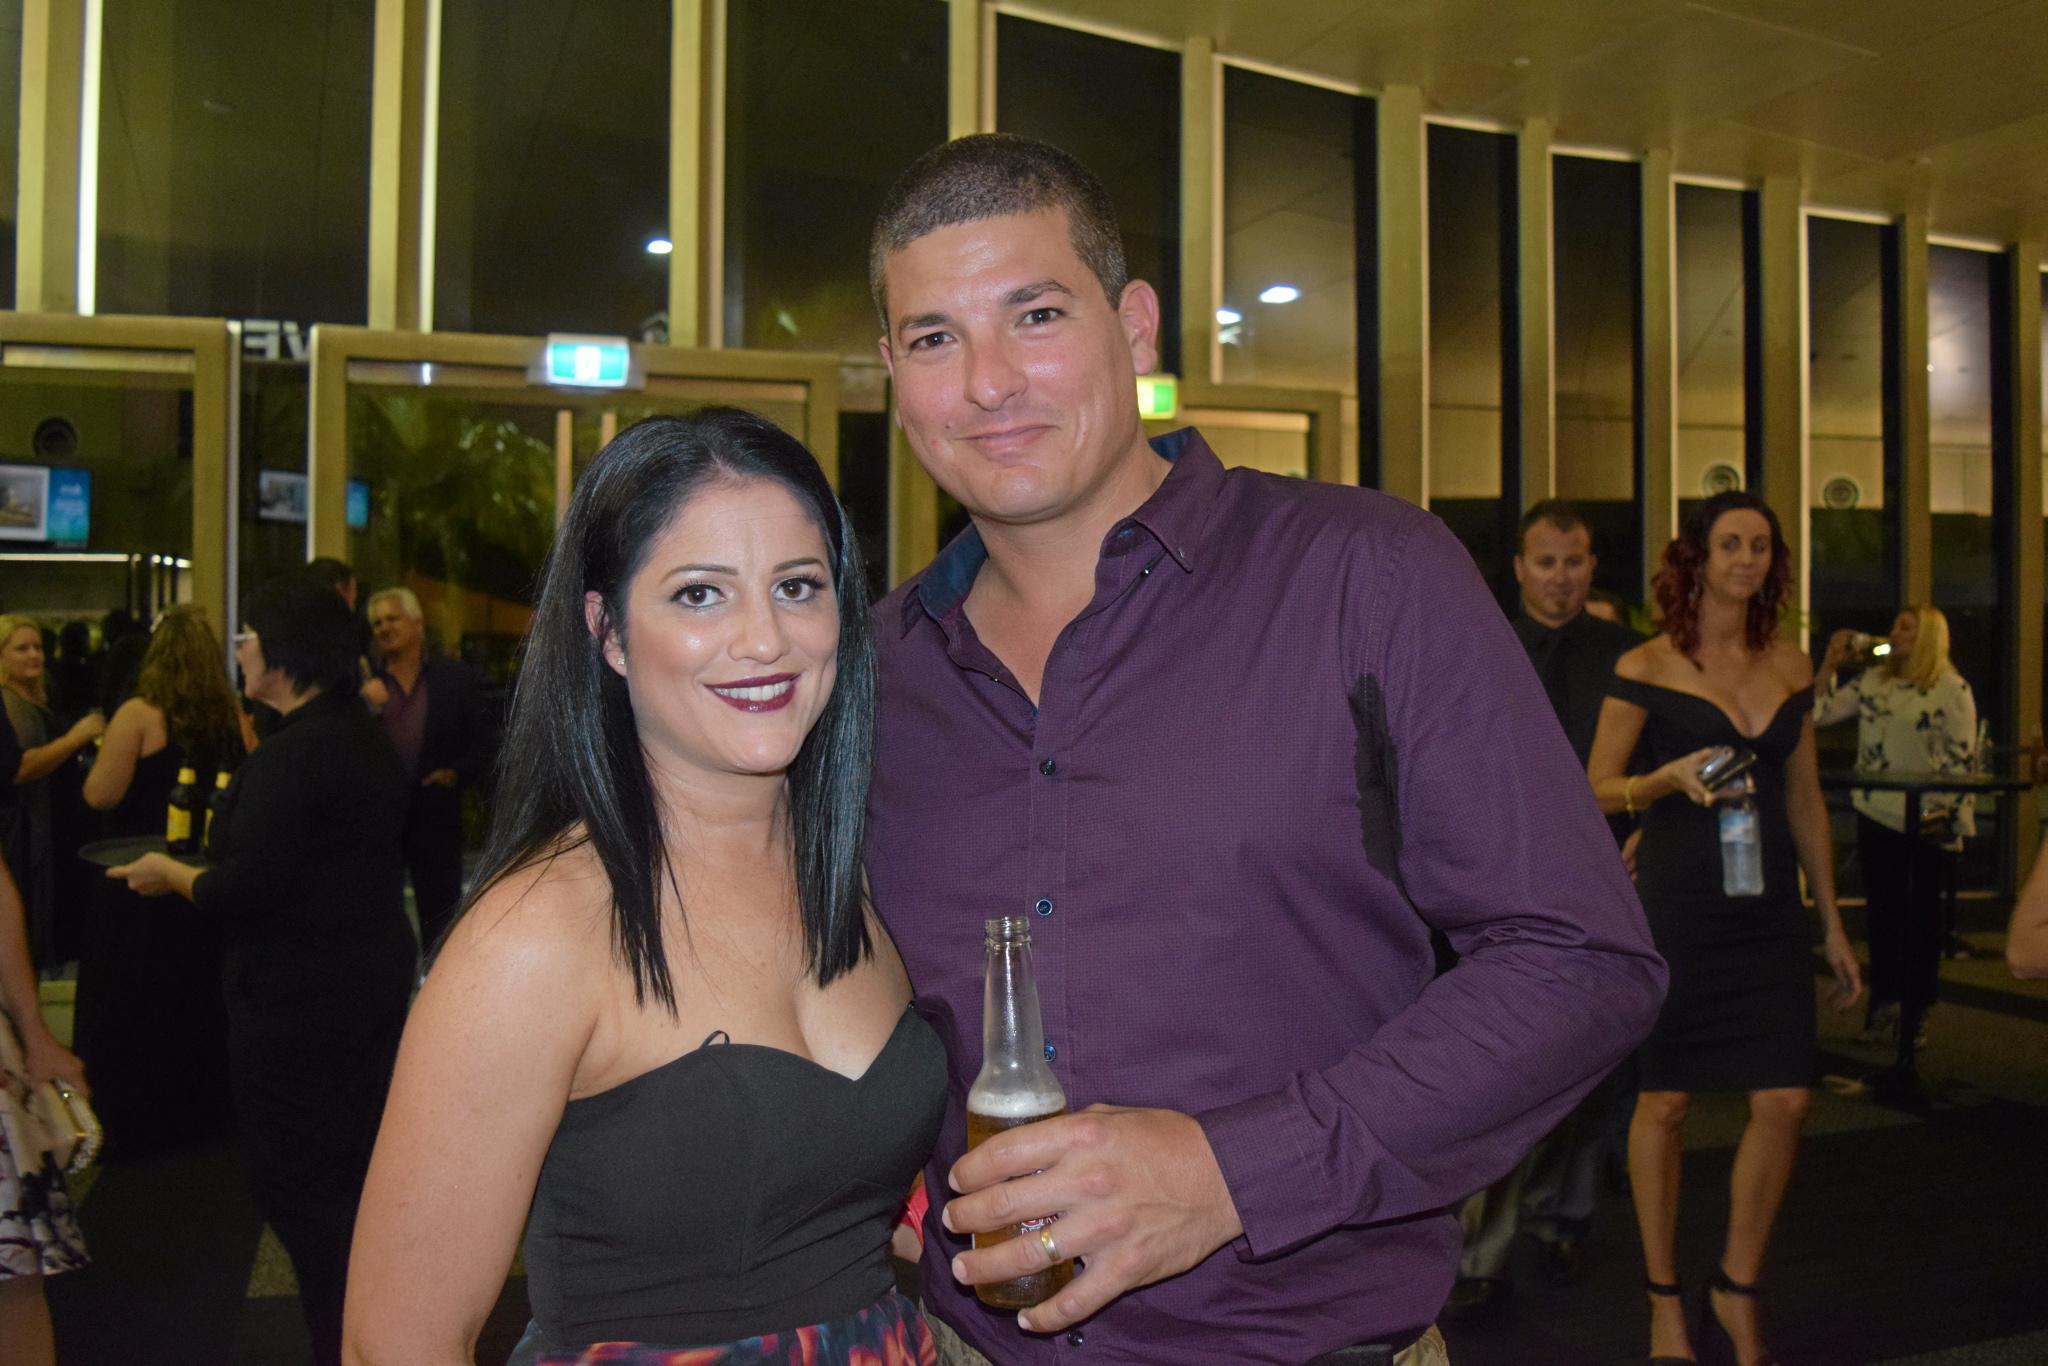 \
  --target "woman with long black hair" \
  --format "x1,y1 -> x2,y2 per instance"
345,410 -> 944,1366
1587,492 -> 1862,1366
